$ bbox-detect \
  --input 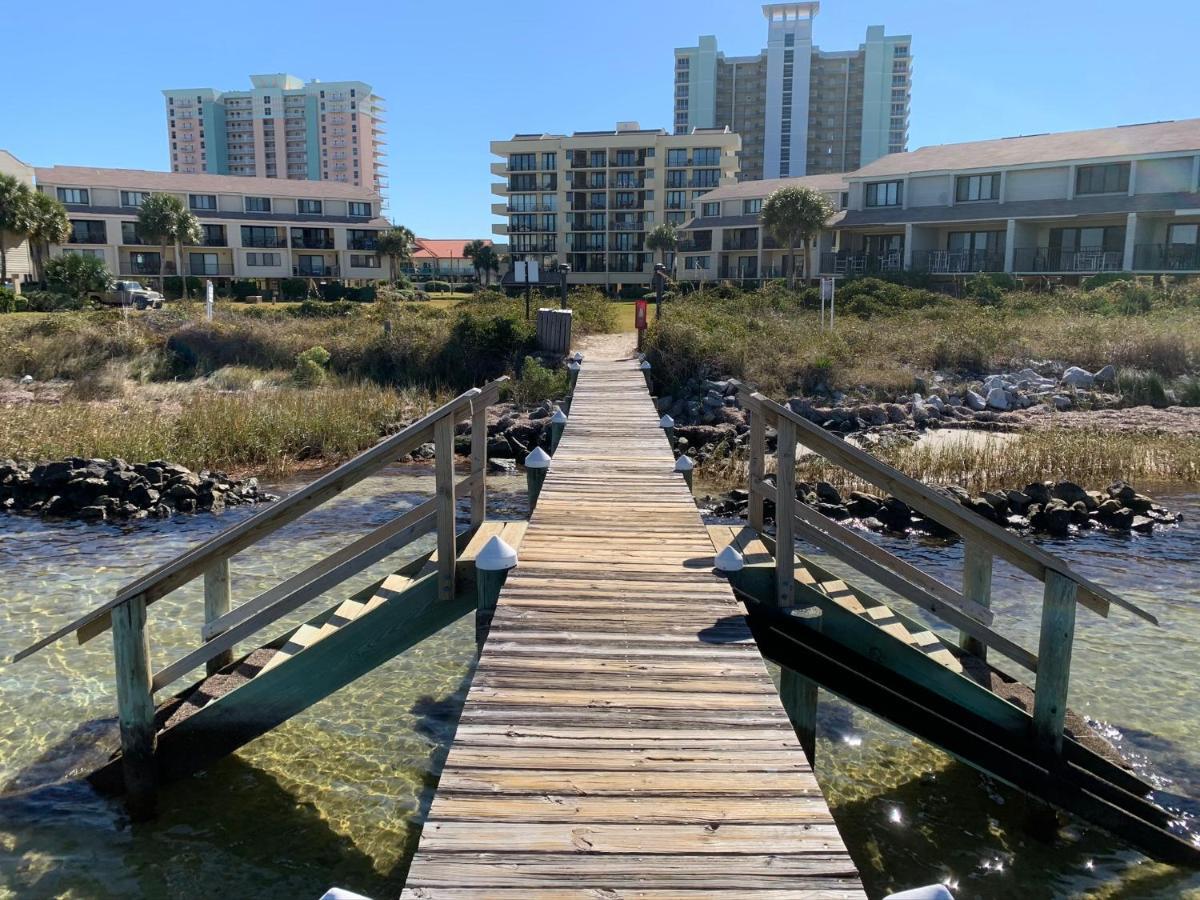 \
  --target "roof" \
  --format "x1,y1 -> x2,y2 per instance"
413,238 -> 493,259
680,209 -> 846,232
33,165 -> 378,201
851,118 -> 1200,180
697,173 -> 847,202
